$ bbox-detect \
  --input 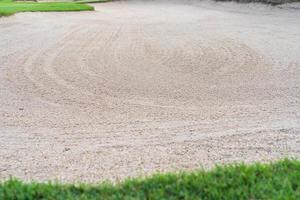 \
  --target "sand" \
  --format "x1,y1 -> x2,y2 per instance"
0,0 -> 300,183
